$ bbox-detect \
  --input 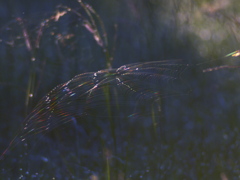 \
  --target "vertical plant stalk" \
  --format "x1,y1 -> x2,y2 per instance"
102,84 -> 120,179
104,148 -> 111,180
16,18 -> 36,116
79,1 -> 119,161
69,2 -> 119,176
16,18 -> 37,175
58,3 -> 113,68
16,10 -> 67,115
78,0 -> 113,69
157,98 -> 166,144
106,155 -> 111,180
151,99 -> 165,144
56,4 -> 117,160
151,103 -> 157,137
103,85 -> 117,151
25,58 -> 36,113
